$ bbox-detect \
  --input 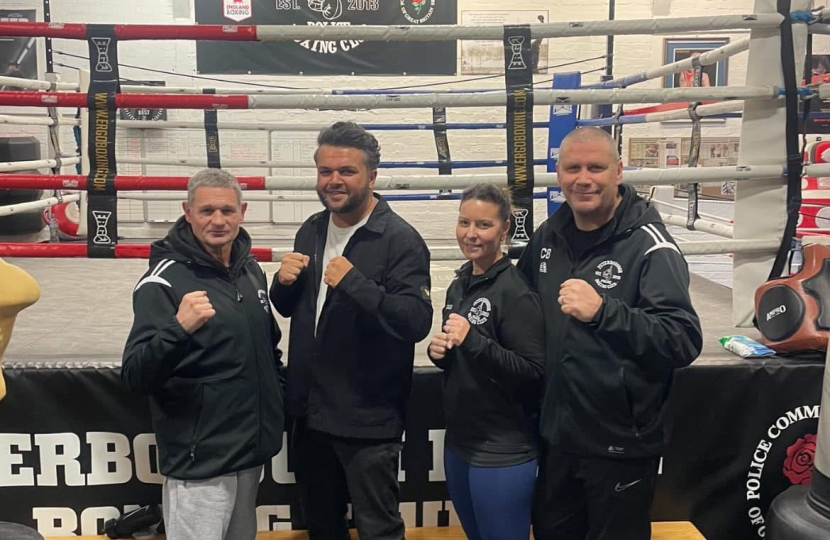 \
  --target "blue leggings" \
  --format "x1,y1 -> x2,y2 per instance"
444,446 -> 538,540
